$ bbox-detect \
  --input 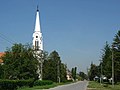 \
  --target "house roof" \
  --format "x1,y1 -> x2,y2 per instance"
0,52 -> 5,63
